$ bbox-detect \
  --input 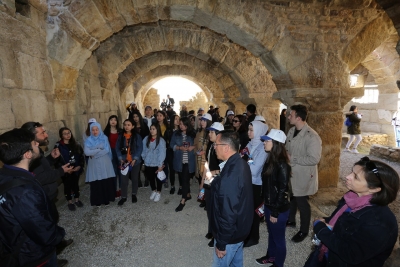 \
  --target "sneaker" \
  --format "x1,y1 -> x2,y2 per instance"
118,198 -> 127,206
352,148 -> 359,154
132,195 -> 137,203
68,203 -> 76,211
150,191 -> 157,200
170,186 -> 175,195
75,200 -> 84,207
208,238 -> 214,248
343,148 -> 351,152
255,255 -> 275,265
154,193 -> 161,202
